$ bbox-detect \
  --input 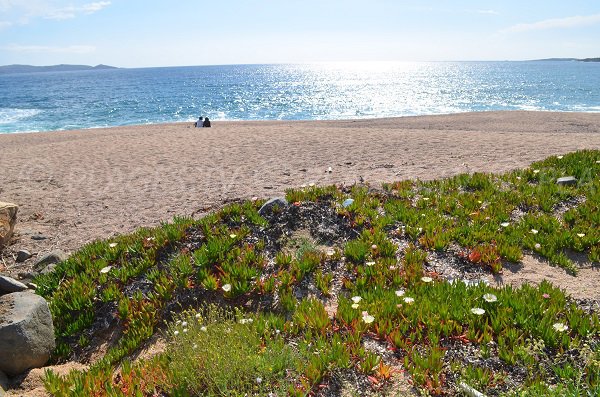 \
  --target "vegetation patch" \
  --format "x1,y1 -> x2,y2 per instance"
35,150 -> 600,396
